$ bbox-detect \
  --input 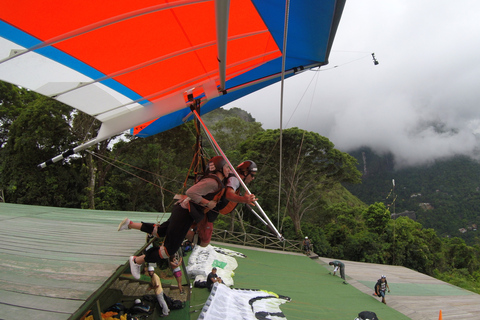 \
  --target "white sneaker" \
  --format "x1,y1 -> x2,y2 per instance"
118,218 -> 131,231
129,256 -> 141,279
